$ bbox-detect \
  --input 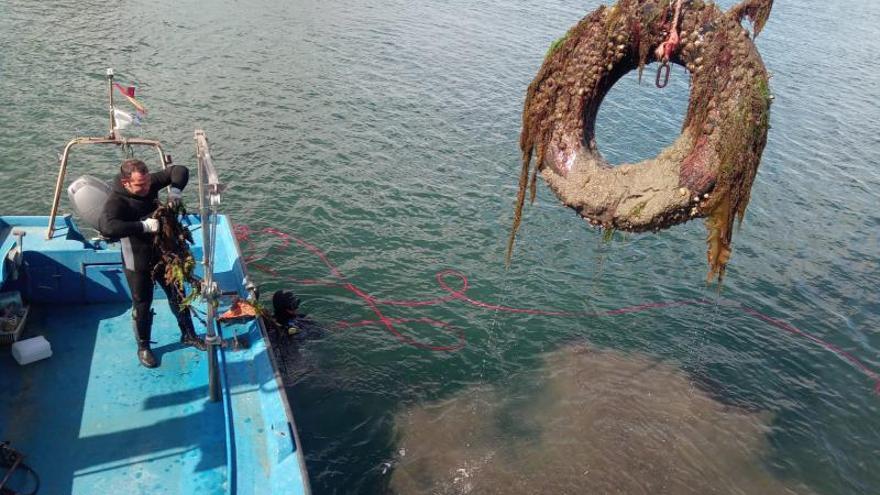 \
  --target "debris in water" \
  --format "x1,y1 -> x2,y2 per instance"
508,0 -> 774,282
